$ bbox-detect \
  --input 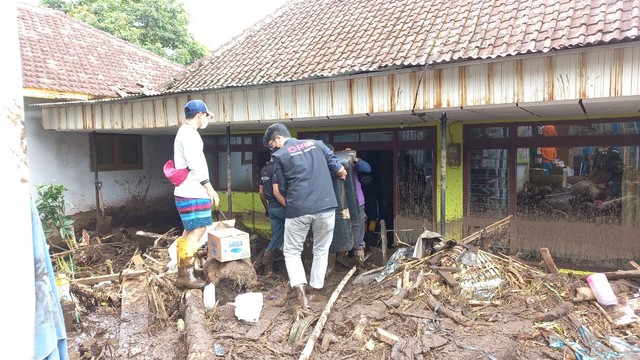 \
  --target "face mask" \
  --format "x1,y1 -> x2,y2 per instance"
199,114 -> 209,129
